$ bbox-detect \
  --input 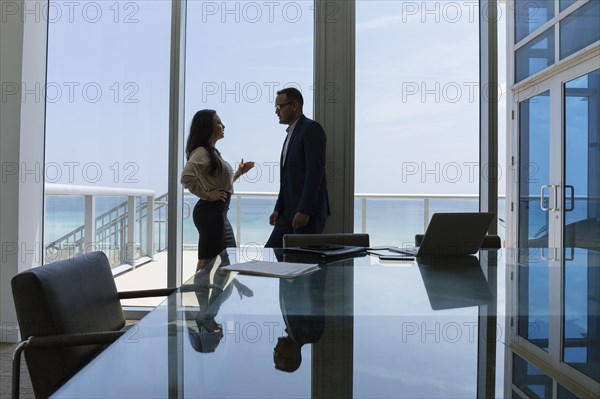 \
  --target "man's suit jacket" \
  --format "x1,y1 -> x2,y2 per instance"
275,115 -> 330,221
